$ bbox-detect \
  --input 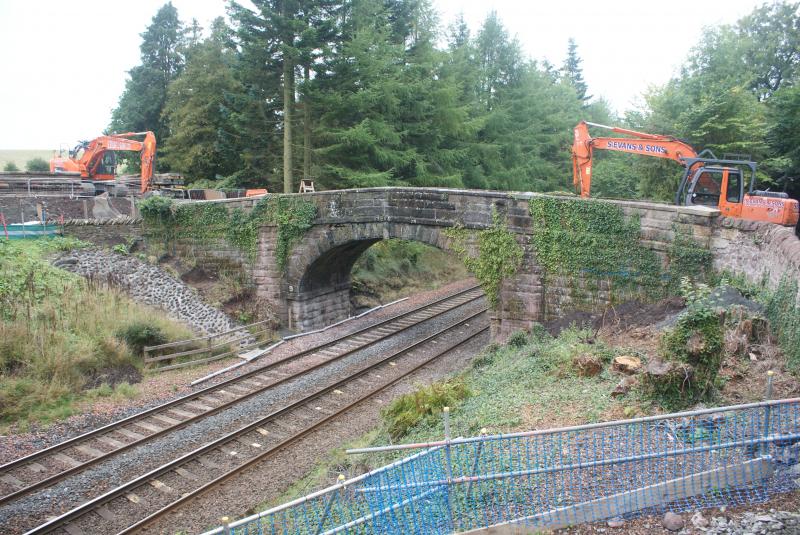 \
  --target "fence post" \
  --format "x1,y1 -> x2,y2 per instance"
466,428 -> 487,499
314,474 -> 346,534
761,371 -> 775,457
443,406 -> 455,532
221,516 -> 231,535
